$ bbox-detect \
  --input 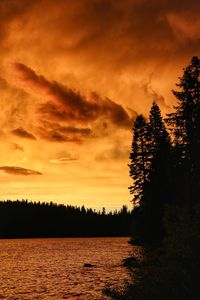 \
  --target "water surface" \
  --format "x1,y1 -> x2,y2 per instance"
0,237 -> 133,299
